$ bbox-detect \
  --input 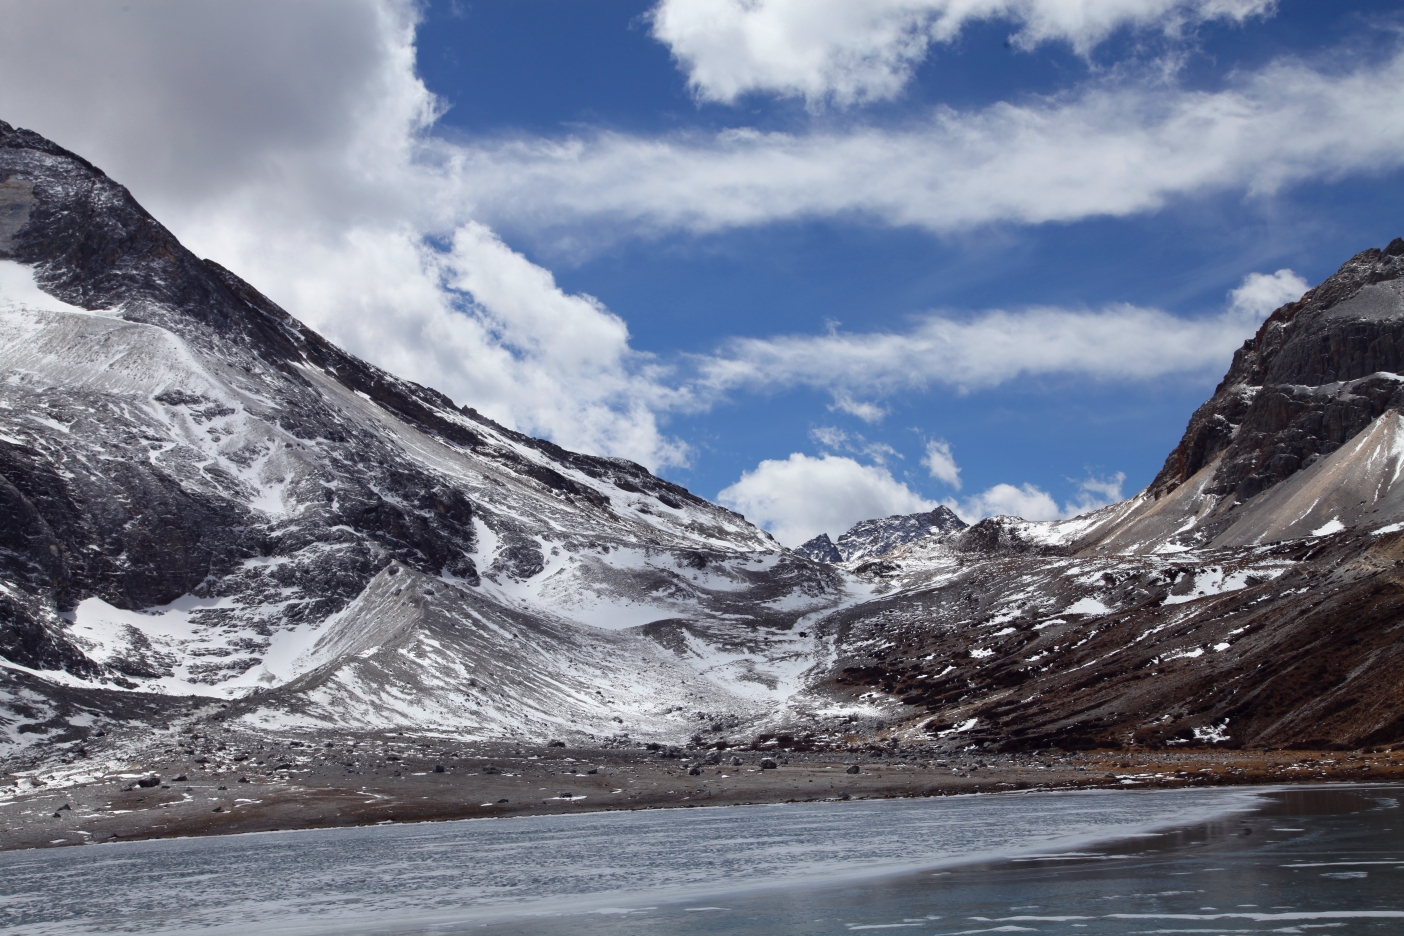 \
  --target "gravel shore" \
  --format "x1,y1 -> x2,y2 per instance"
5,720 -> 1403,851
